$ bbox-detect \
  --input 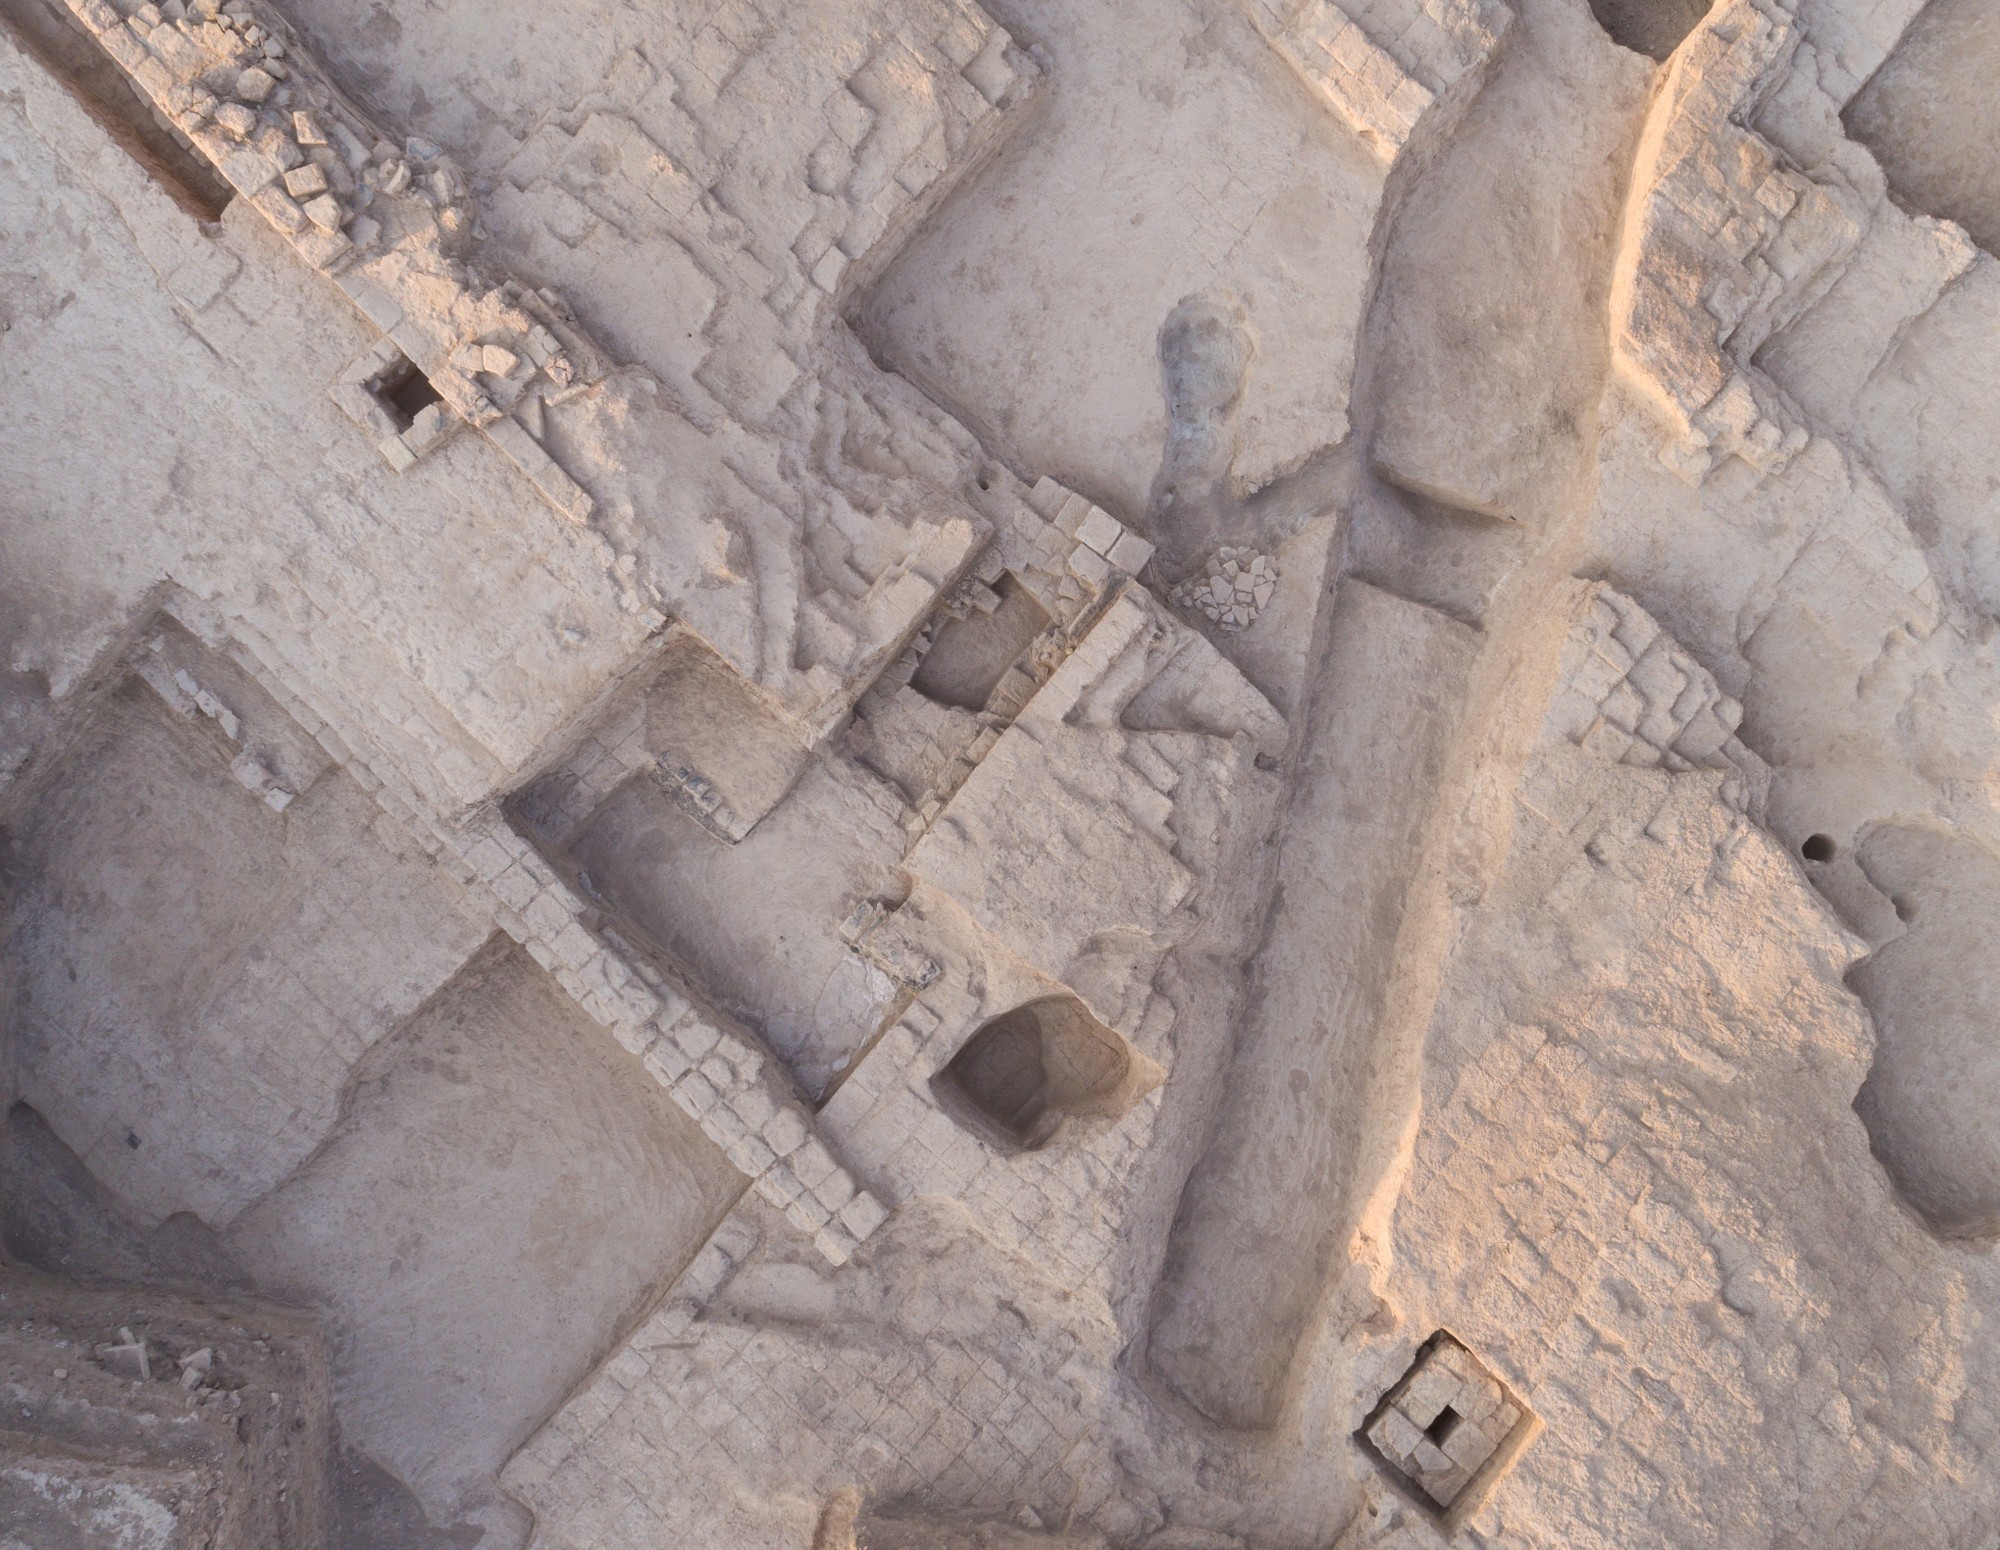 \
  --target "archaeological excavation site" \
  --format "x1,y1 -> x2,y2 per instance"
3,0 -> 2000,1542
